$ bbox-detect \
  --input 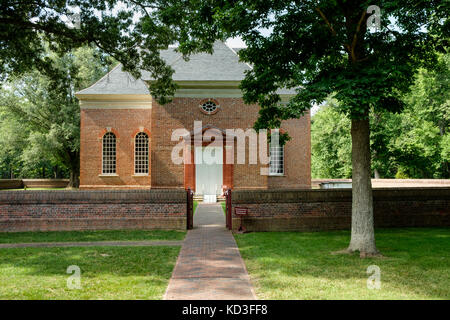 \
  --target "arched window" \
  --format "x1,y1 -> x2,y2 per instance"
135,132 -> 149,174
269,131 -> 284,175
102,132 -> 116,174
